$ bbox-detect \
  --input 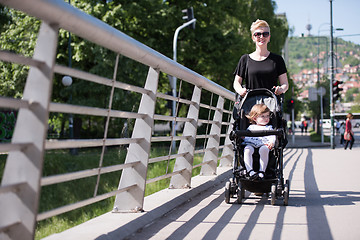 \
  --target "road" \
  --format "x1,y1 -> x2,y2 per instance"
125,144 -> 360,239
